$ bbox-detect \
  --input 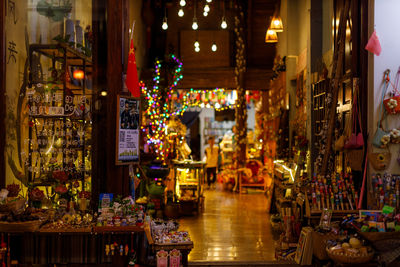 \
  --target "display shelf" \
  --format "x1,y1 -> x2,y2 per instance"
92,225 -> 145,233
